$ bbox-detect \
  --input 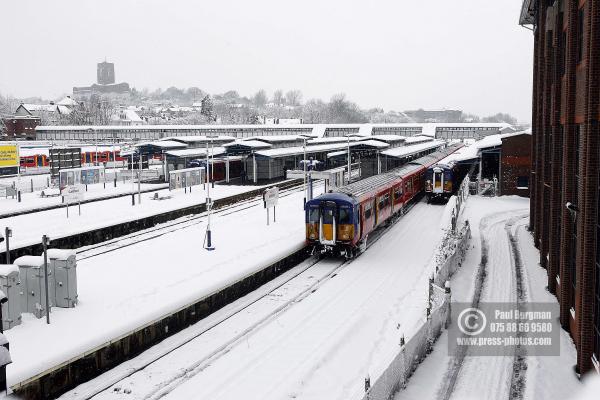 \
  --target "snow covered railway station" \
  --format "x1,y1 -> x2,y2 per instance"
5,183 -> 312,398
